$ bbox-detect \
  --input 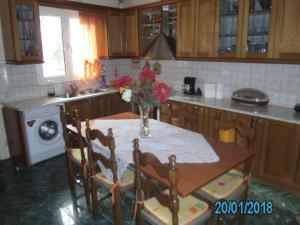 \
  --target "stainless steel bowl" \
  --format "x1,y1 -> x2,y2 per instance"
232,88 -> 269,105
